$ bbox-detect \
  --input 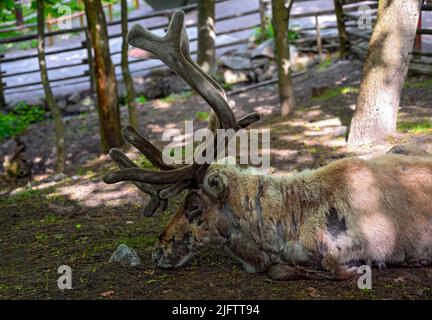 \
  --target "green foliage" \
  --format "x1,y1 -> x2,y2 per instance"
404,78 -> 432,89
311,86 -> 359,102
253,19 -> 299,44
0,102 -> 46,141
135,95 -> 148,104
0,186 -> 45,206
317,56 -> 333,70
397,120 -> 432,134
137,155 -> 157,170
160,91 -> 193,103
195,111 -> 209,121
